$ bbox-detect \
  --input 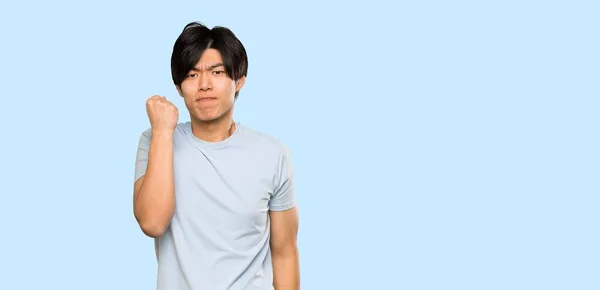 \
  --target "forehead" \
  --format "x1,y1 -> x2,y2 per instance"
195,48 -> 223,67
